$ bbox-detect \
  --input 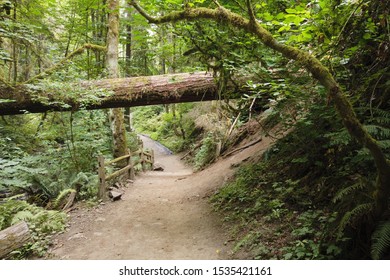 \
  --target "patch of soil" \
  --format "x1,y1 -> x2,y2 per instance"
48,133 -> 274,259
